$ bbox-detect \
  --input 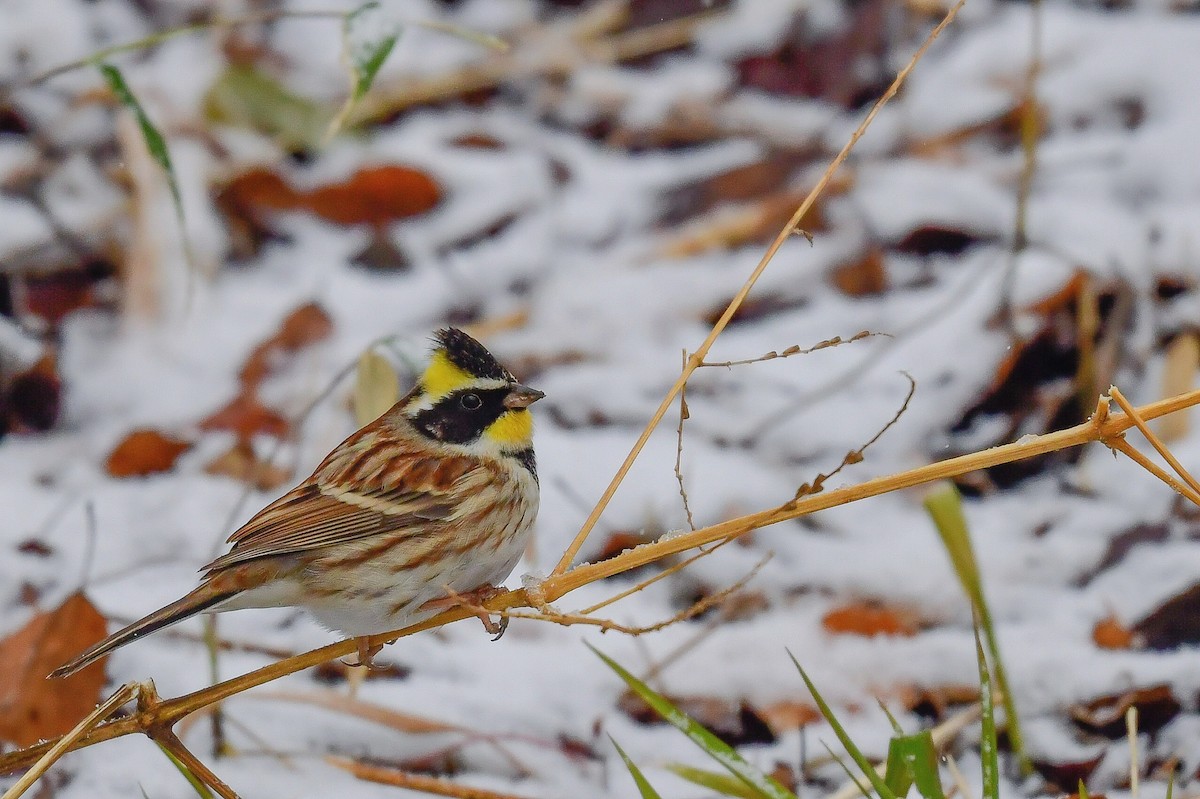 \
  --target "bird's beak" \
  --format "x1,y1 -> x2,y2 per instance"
503,384 -> 545,409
